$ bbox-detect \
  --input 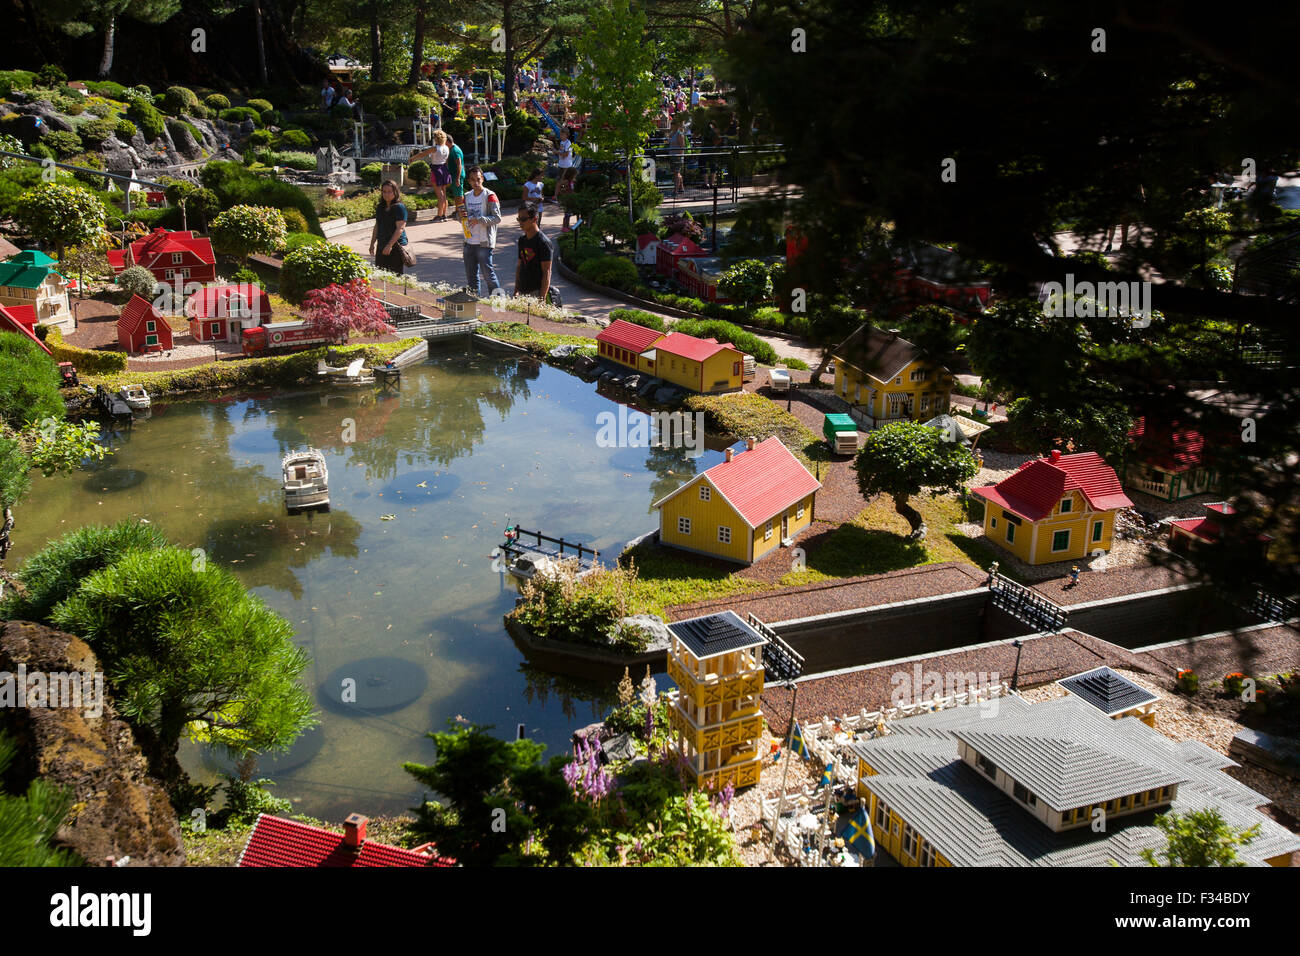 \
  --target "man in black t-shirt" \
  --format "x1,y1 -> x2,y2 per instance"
514,205 -> 552,303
